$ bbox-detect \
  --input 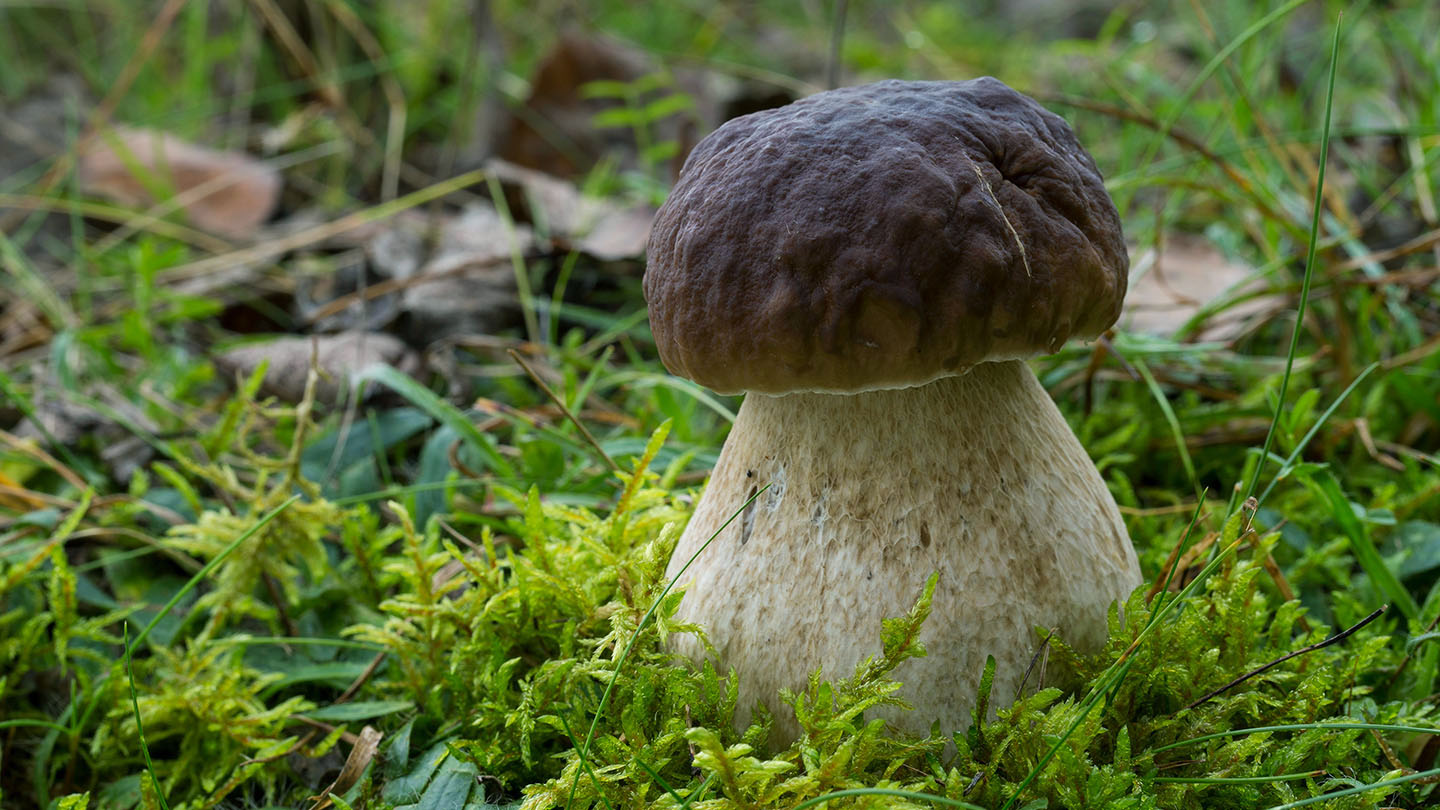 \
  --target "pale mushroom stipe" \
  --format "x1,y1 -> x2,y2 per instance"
643,77 -> 1142,742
